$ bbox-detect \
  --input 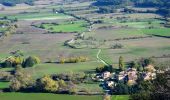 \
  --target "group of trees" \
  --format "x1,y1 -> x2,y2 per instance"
10,66 -> 33,91
0,18 -> 18,38
59,56 -> 88,64
0,0 -> 35,6
128,57 -> 155,71
96,56 -> 155,73
9,68 -> 88,94
96,65 -> 114,73
130,70 -> 170,100
4,25 -> 17,37
93,0 -> 170,16
0,50 -> 40,68
96,56 -> 151,73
